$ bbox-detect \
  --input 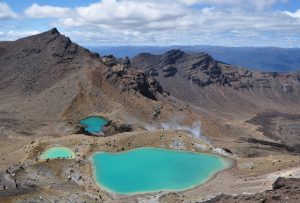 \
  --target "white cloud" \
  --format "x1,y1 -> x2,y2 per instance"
11,0 -> 300,46
0,1 -> 17,19
58,0 -> 187,28
53,1 -> 300,33
24,3 -> 72,18
0,30 -> 40,40
284,9 -> 300,19
179,0 -> 287,10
